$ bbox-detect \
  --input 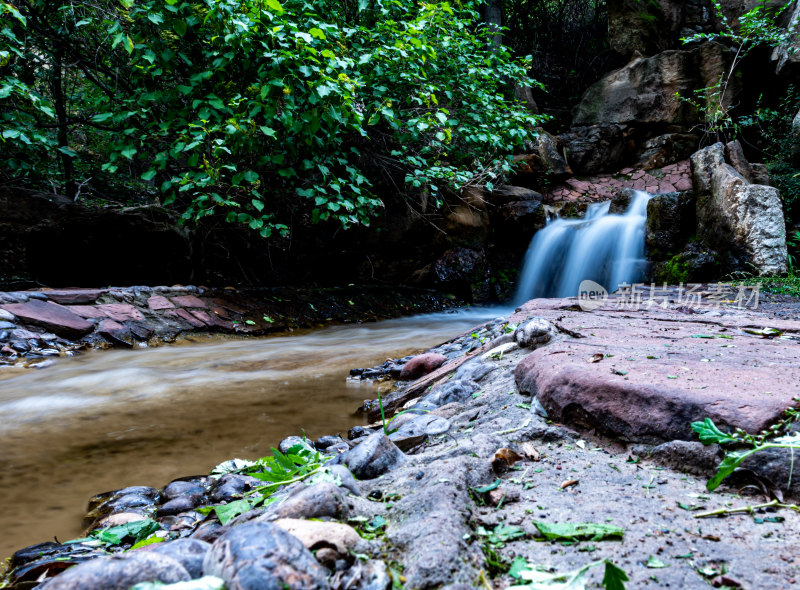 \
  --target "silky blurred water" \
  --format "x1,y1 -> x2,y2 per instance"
0,306 -> 503,559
